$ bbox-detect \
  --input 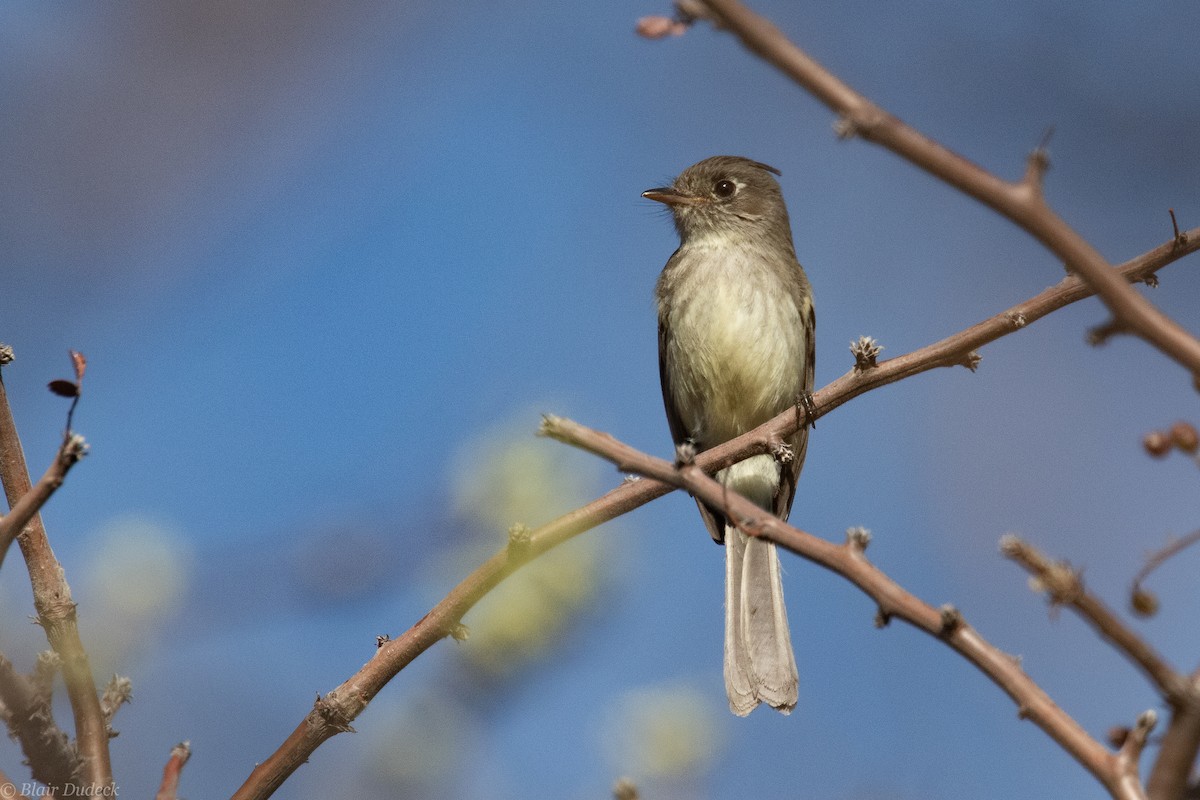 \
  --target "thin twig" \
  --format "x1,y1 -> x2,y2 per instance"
544,414 -> 1150,800
1132,529 -> 1200,601
1000,536 -> 1191,705
695,0 -> 1200,377
0,360 -> 112,790
155,741 -> 192,800
228,230 -> 1197,800
1116,711 -> 1160,799
0,434 -> 87,571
